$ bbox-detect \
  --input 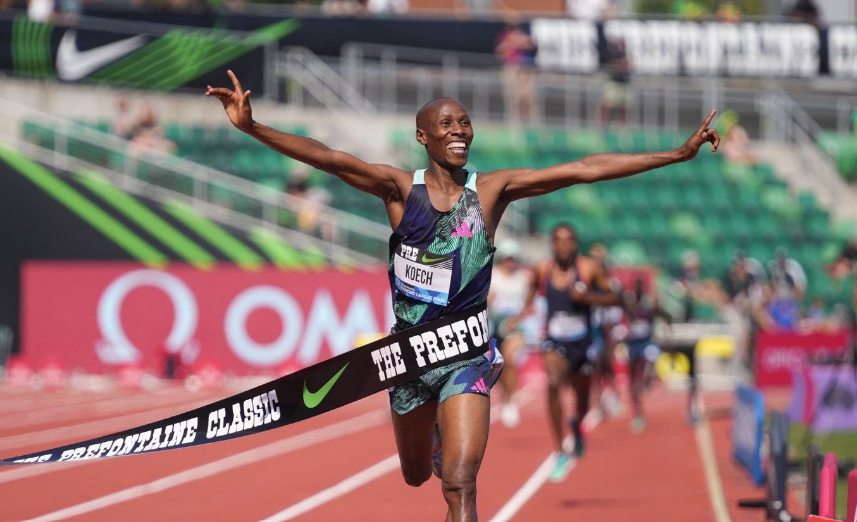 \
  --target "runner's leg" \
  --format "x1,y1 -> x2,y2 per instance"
544,349 -> 569,452
391,400 -> 438,487
437,393 -> 490,522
